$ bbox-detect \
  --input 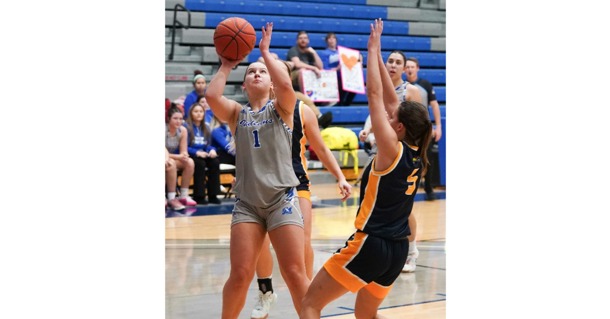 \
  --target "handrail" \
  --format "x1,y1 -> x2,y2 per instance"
168,4 -> 191,61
